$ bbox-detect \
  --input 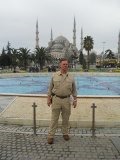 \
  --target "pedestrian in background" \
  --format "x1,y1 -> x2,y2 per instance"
47,58 -> 77,144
